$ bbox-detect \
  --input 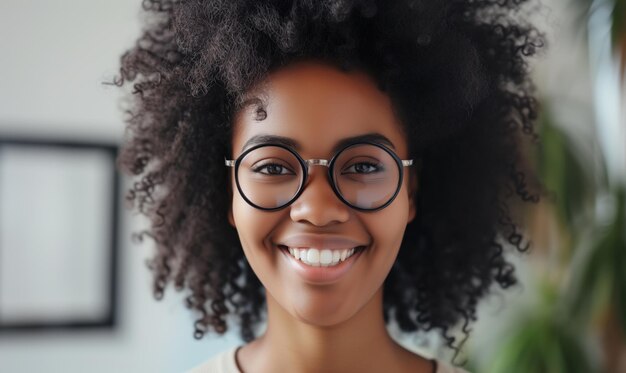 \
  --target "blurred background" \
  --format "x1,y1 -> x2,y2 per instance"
0,0 -> 624,372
